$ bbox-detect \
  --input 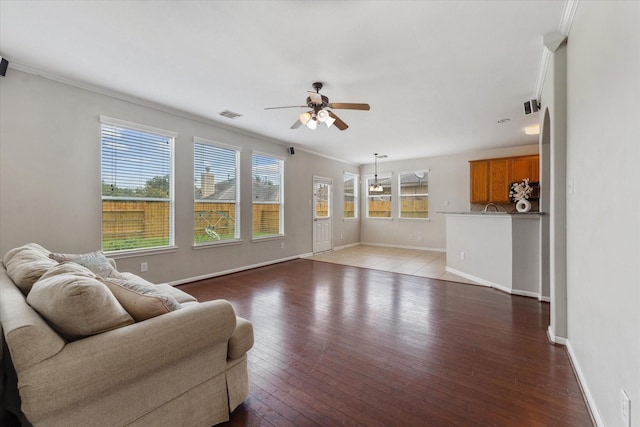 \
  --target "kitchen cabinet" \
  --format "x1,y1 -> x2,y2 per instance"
511,155 -> 539,183
489,158 -> 511,202
469,154 -> 540,203
469,160 -> 489,203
